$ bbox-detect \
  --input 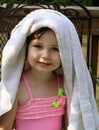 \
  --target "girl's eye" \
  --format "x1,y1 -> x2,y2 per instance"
51,47 -> 59,51
34,45 -> 42,49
